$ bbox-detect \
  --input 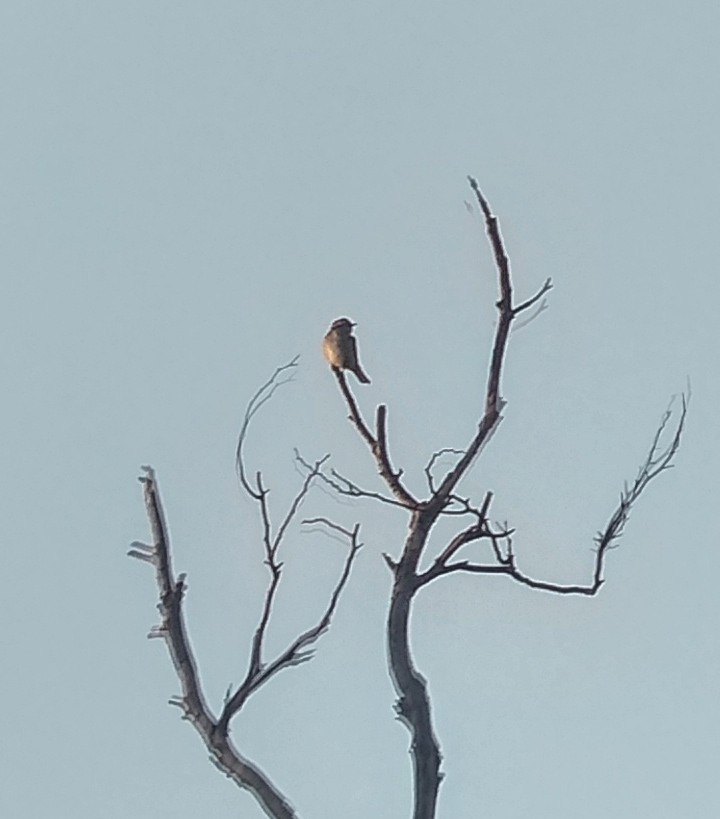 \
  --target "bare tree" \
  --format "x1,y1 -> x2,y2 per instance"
131,178 -> 686,819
